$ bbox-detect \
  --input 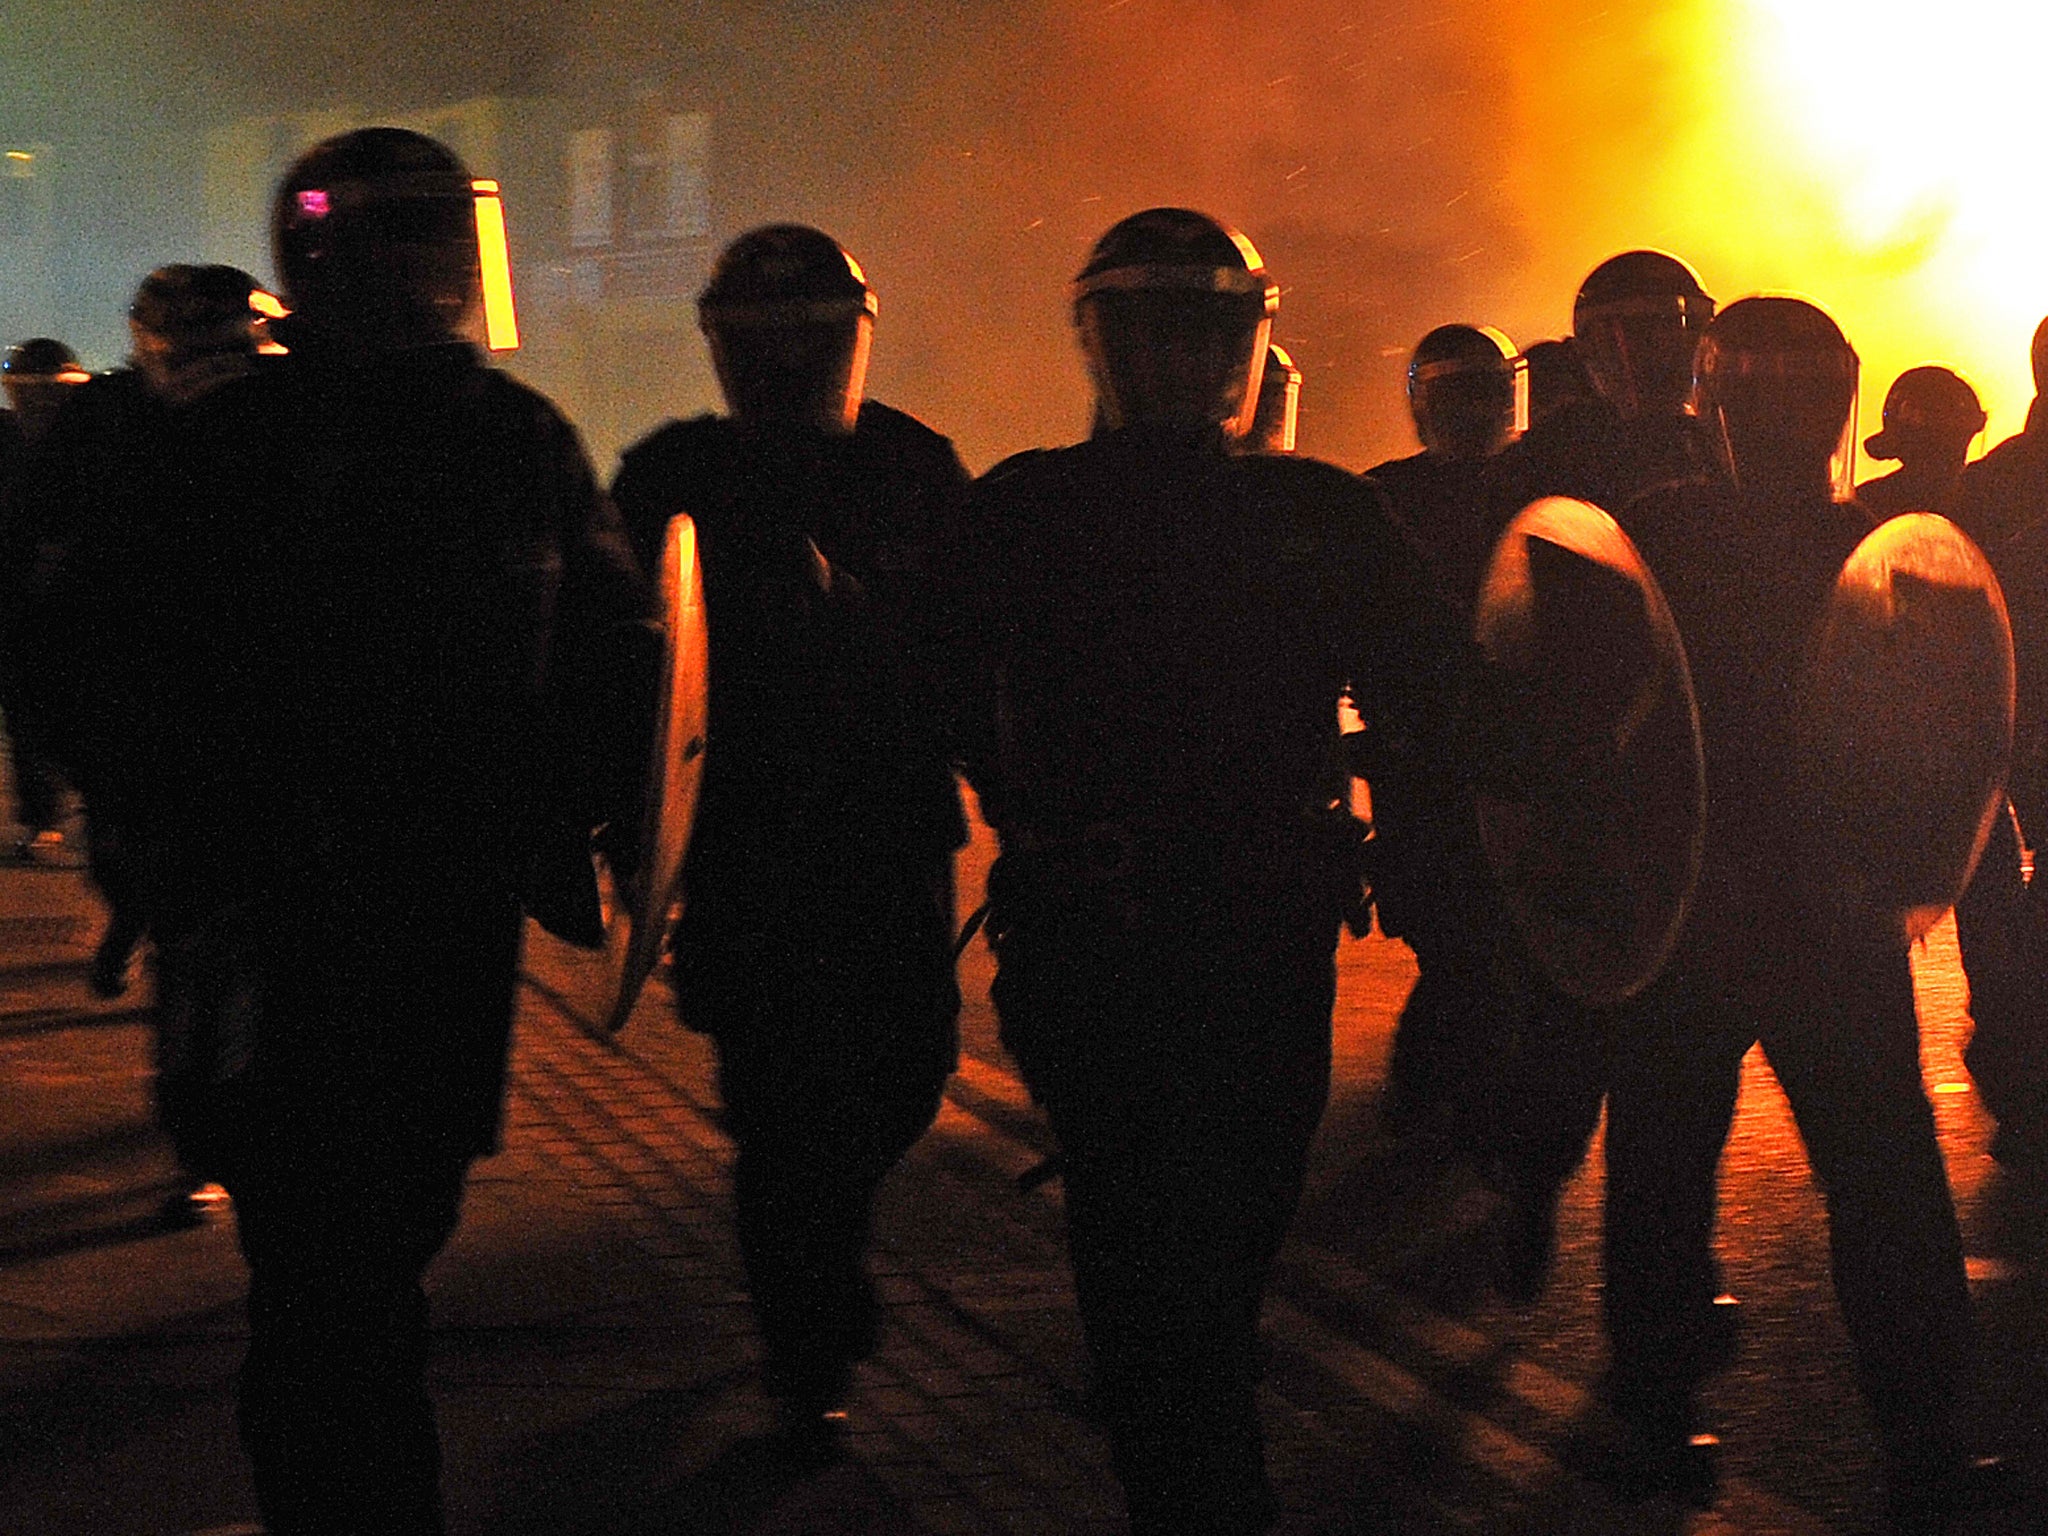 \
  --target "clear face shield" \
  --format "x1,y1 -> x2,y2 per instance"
1242,346 -> 1300,453
1697,342 -> 1861,500
1575,292 -> 1715,421
1410,351 -> 1527,460
1073,261 -> 1279,437
703,295 -> 876,436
